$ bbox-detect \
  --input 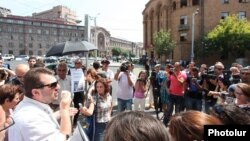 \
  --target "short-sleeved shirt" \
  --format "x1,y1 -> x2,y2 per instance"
169,71 -> 187,96
92,93 -> 112,123
116,72 -> 136,100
